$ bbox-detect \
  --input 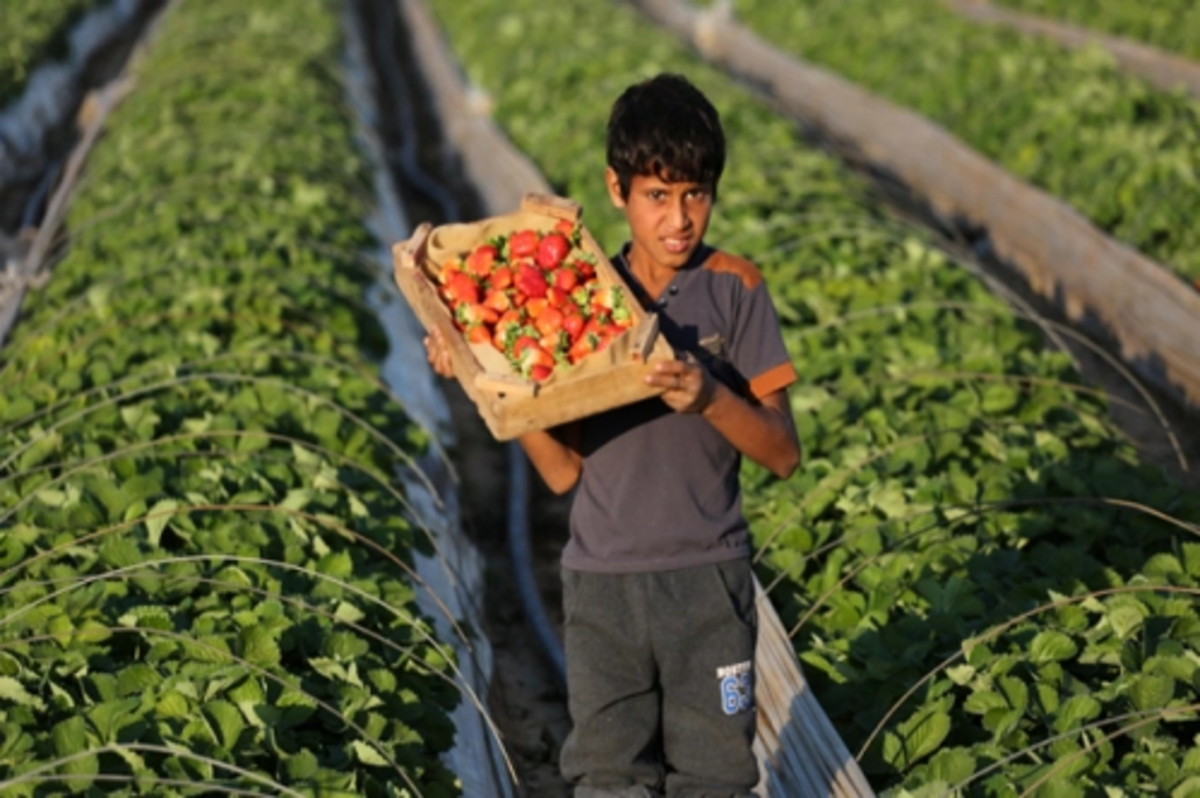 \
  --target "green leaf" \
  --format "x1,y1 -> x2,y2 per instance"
1054,694 -> 1102,733
86,697 -> 142,743
144,499 -> 180,547
203,699 -> 245,750
348,739 -> 390,767
0,676 -> 45,711
286,748 -> 320,780
240,626 -> 281,668
51,715 -> 97,794
1129,674 -> 1174,712
1029,630 -> 1078,664
883,708 -> 952,769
